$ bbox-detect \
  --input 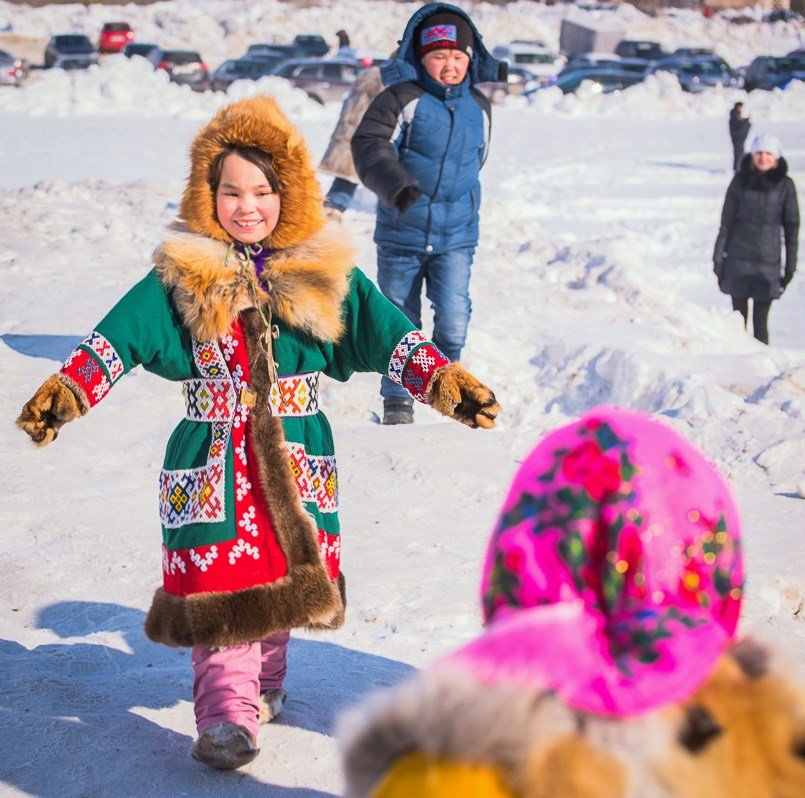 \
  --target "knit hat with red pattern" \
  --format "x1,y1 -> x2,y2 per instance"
414,12 -> 474,59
